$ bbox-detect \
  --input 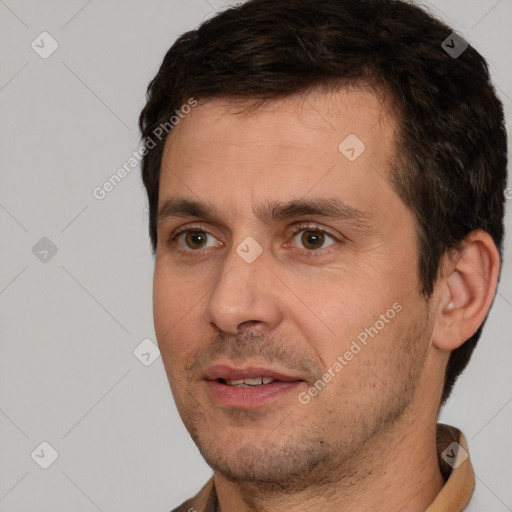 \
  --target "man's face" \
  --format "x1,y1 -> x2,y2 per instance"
153,89 -> 435,485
